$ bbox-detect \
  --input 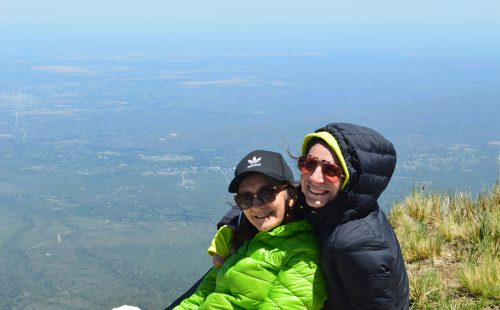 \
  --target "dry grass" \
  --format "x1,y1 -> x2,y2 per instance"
389,184 -> 500,309
457,256 -> 500,299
